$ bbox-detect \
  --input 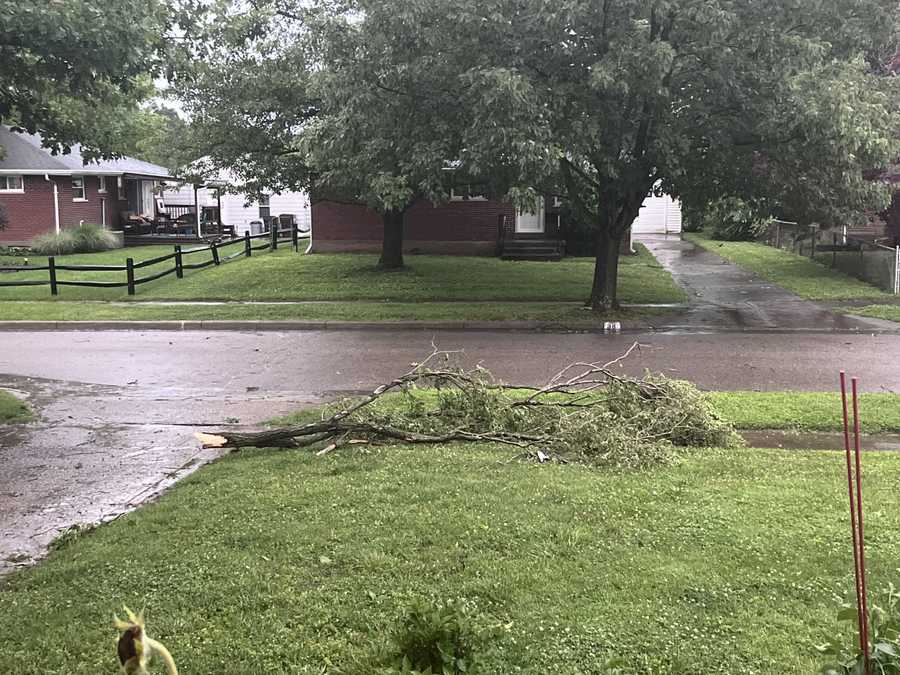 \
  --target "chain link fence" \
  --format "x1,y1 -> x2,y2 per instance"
759,220 -> 900,294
